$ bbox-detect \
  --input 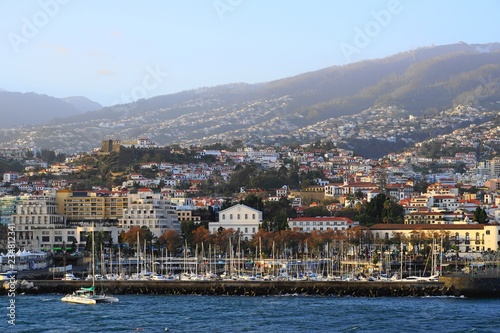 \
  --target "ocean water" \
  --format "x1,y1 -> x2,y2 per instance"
2,294 -> 500,332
